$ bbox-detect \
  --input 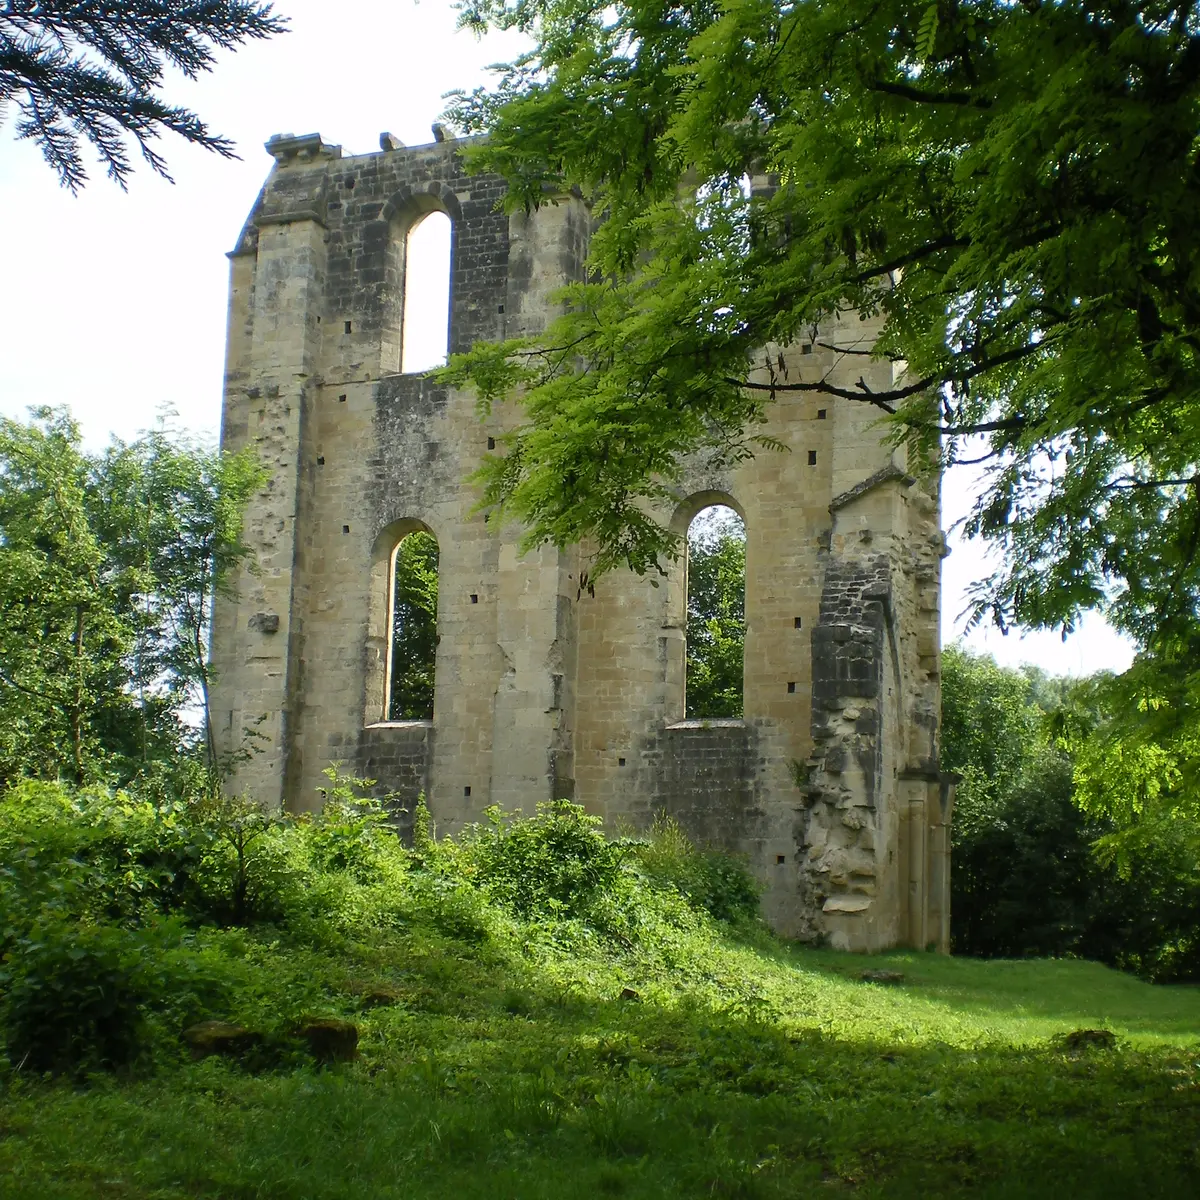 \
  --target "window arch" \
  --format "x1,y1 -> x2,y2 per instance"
685,503 -> 745,718
400,211 -> 452,374
386,529 -> 440,720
